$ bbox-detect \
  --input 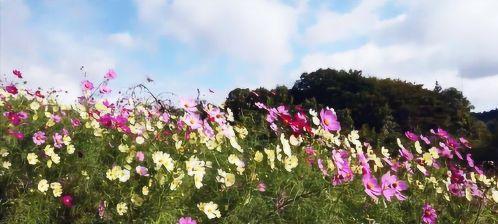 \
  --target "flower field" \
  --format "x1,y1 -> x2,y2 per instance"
1,70 -> 497,223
